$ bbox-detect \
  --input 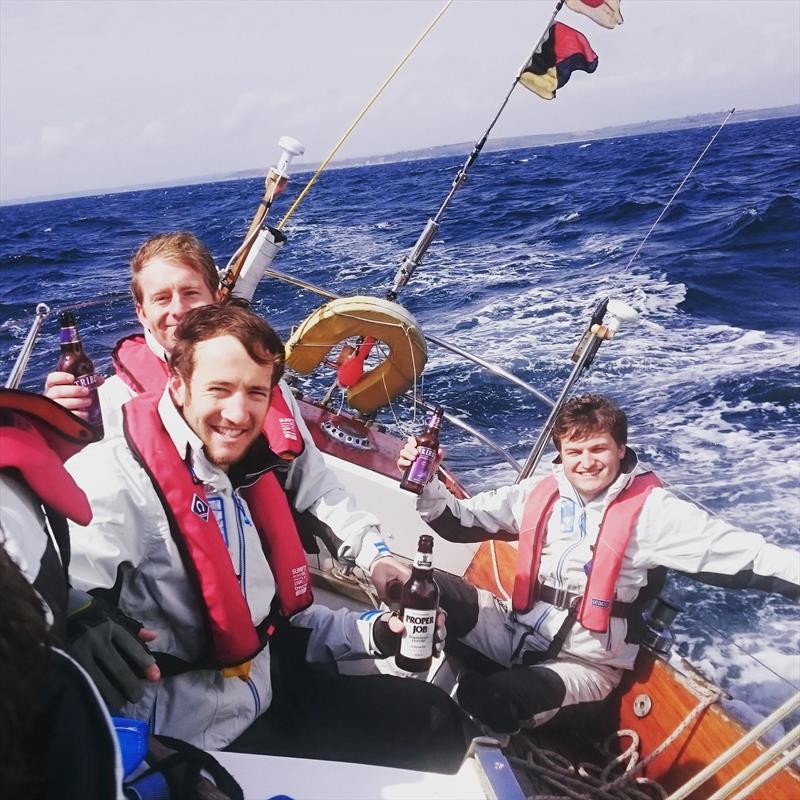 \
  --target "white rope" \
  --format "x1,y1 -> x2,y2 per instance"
507,680 -> 723,800
706,722 -> 800,800
666,691 -> 800,800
